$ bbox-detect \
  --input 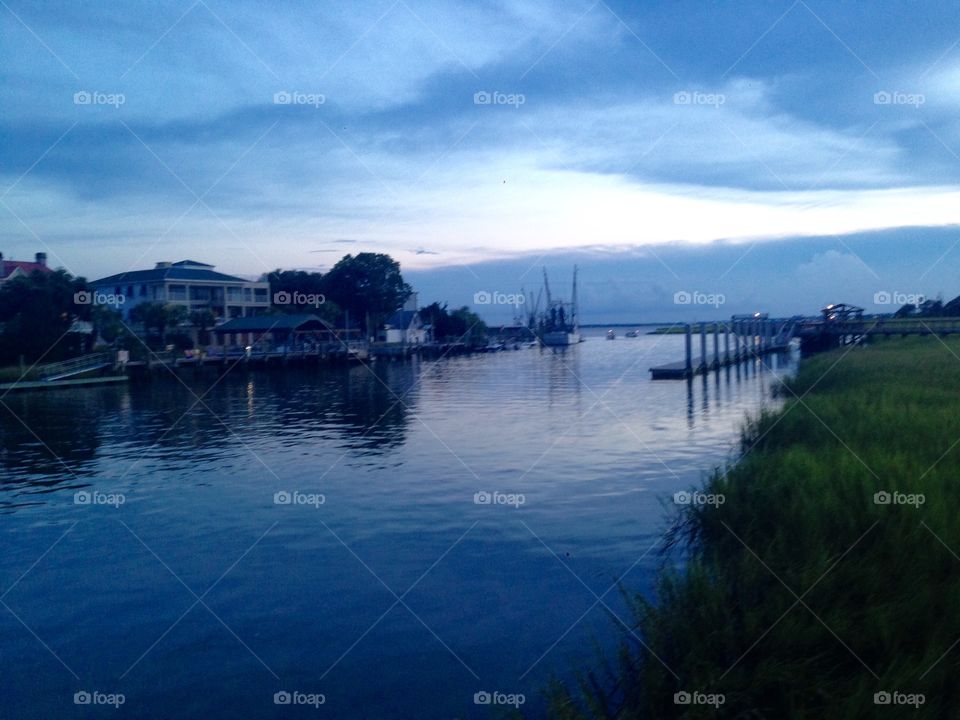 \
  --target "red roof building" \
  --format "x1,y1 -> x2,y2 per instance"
0,252 -> 53,283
